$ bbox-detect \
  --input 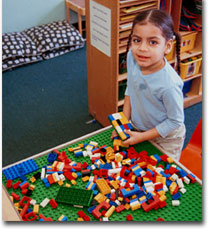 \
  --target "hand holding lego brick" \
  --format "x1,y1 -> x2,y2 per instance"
123,130 -> 144,145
